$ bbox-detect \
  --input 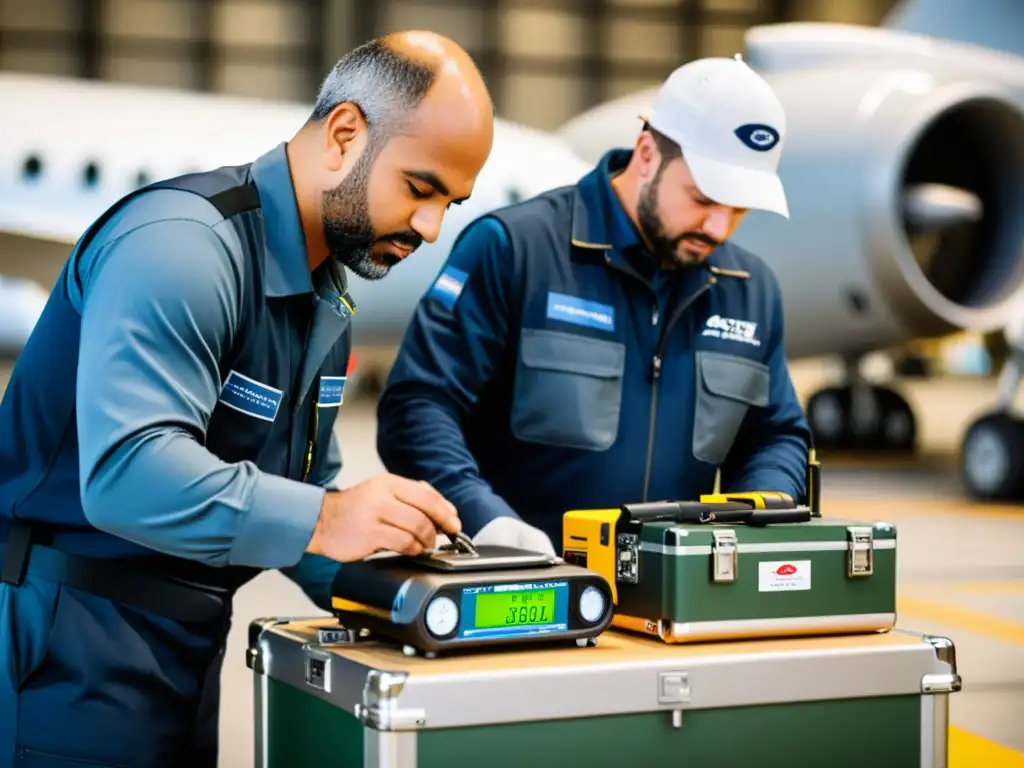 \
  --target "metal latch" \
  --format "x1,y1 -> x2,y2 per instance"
617,532 -> 640,584
712,530 -> 737,583
846,526 -> 874,577
303,647 -> 333,693
317,627 -> 357,646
